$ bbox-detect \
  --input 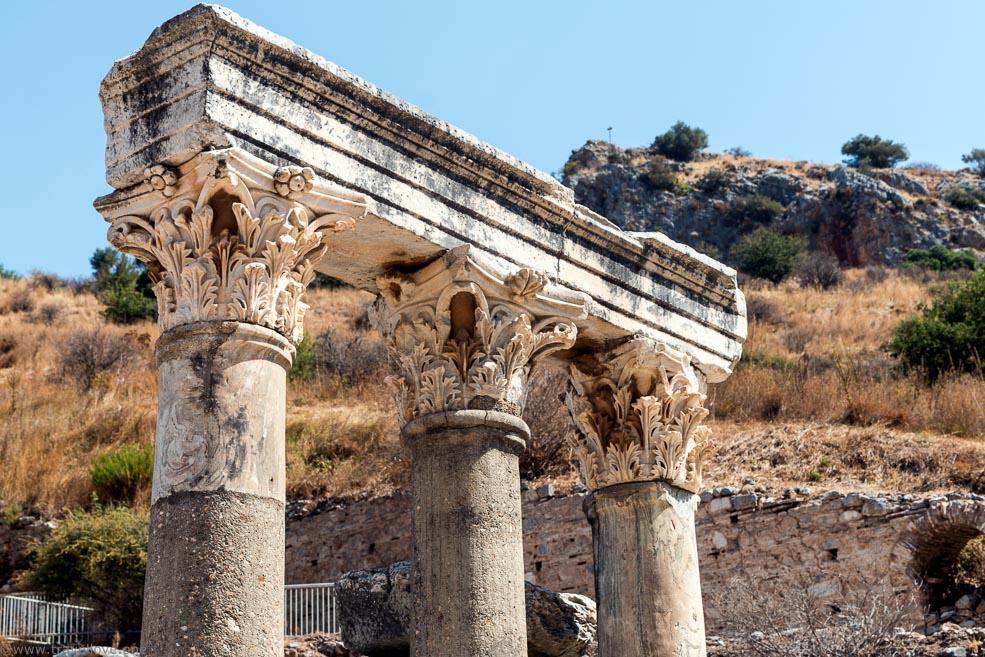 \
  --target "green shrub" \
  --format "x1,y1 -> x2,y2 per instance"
696,169 -> 732,194
729,194 -> 785,225
0,264 -> 17,280
101,281 -> 155,324
903,245 -> 978,272
890,270 -> 985,382
1,503 -> 23,527
91,248 -> 155,324
962,148 -> 985,177
18,505 -> 147,634
725,146 -> 751,157
653,121 -> 708,162
732,229 -> 807,283
90,444 -> 154,504
841,134 -> 909,168
943,185 -> 985,210
289,333 -> 318,382
641,155 -> 681,192
310,272 -> 353,289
